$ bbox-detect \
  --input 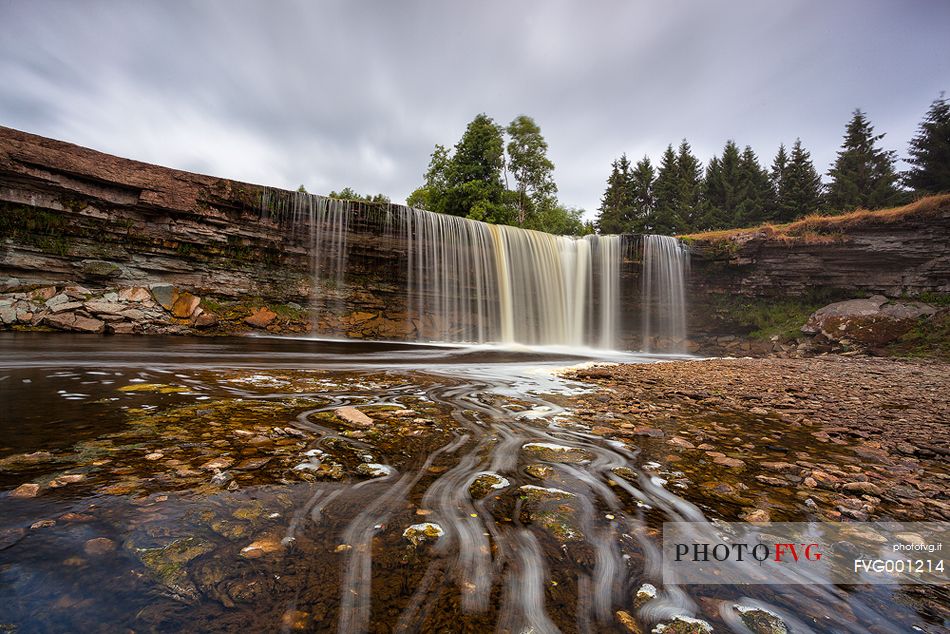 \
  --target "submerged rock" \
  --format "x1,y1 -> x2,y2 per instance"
735,605 -> 789,634
652,615 -> 713,633
517,485 -> 582,542
356,463 -> 392,478
10,482 -> 41,498
136,536 -> 215,602
84,537 -> 117,556
469,472 -> 510,499
402,522 -> 444,546
522,442 -> 593,464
